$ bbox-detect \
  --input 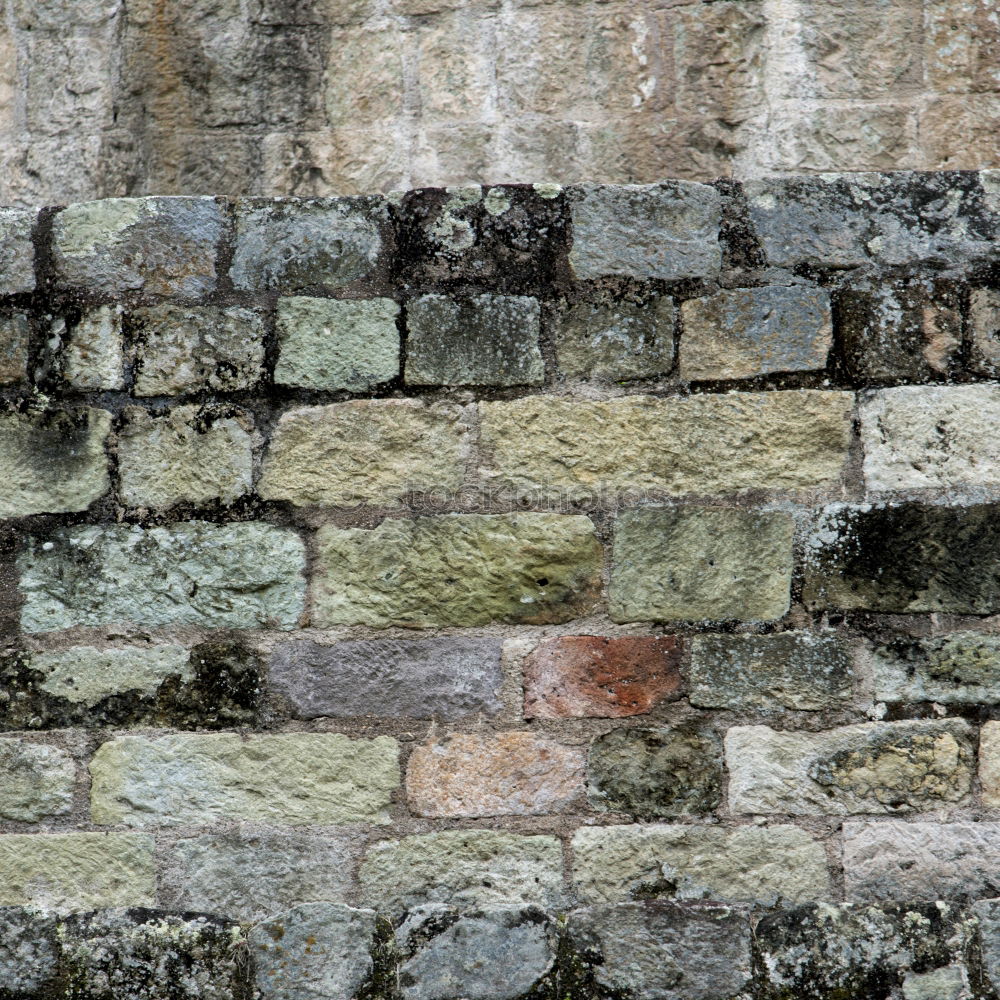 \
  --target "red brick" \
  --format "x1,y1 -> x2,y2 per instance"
523,636 -> 684,719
